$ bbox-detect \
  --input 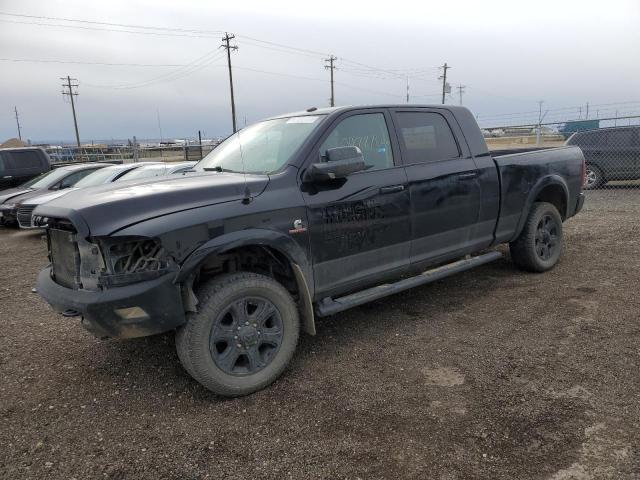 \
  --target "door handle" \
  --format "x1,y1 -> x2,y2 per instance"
379,185 -> 405,194
458,171 -> 478,180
